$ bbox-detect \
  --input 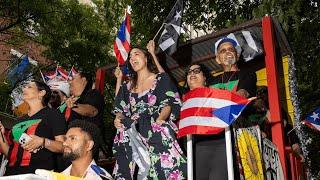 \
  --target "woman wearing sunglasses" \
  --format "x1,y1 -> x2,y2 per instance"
184,64 -> 228,180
